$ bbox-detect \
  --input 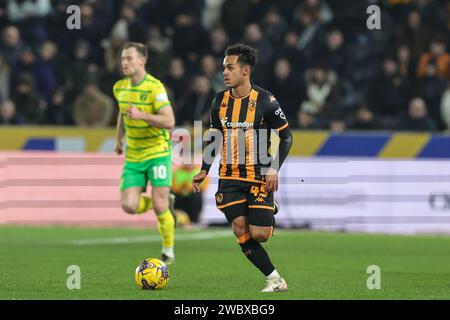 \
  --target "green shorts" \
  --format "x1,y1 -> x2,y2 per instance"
120,155 -> 172,191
